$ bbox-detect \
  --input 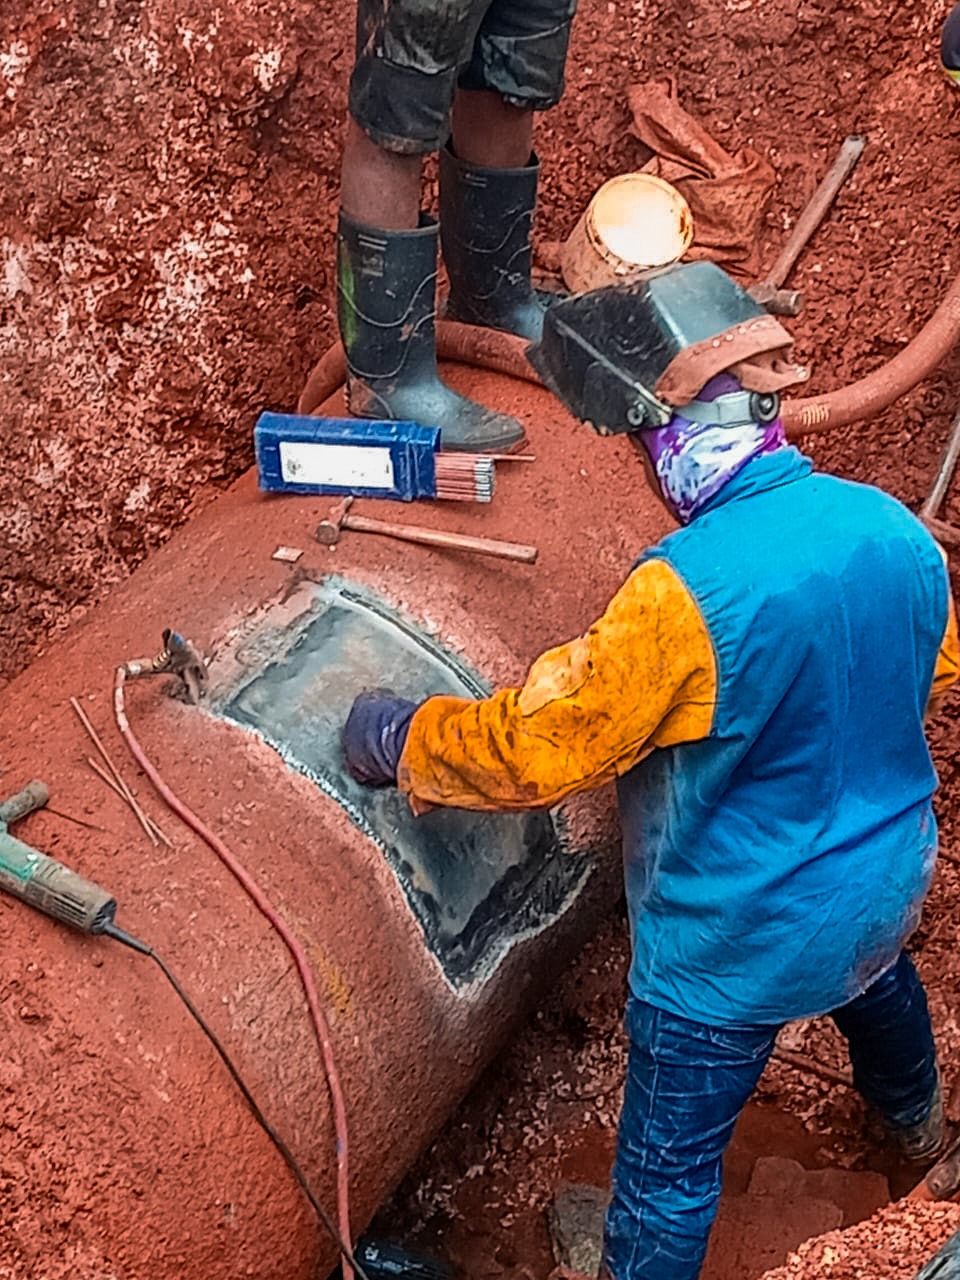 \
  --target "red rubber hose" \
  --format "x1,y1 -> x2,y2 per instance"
296,321 -> 539,415
298,277 -> 960,436
780,272 -> 960,436
113,667 -> 354,1280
